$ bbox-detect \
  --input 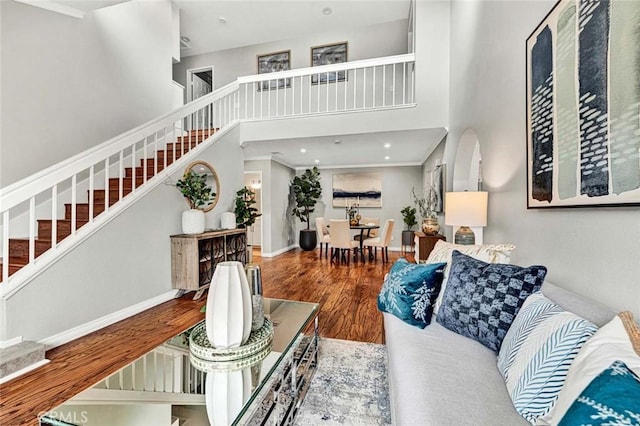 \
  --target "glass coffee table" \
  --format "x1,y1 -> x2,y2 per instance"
41,299 -> 319,426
